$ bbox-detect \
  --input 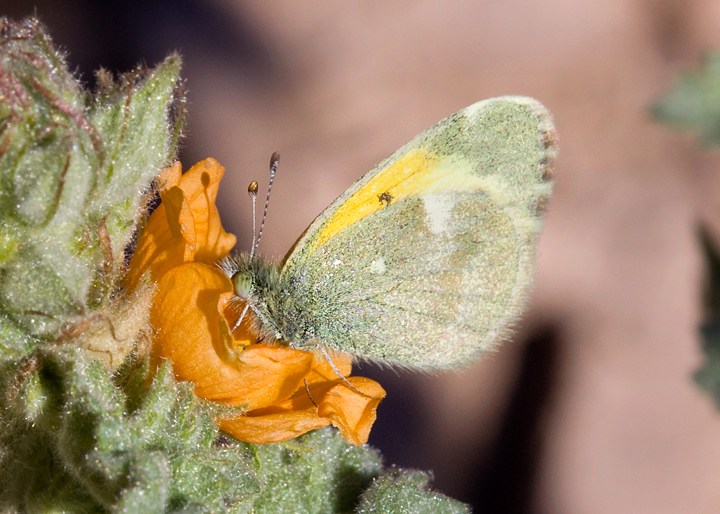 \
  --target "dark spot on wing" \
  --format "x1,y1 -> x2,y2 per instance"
378,191 -> 393,206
